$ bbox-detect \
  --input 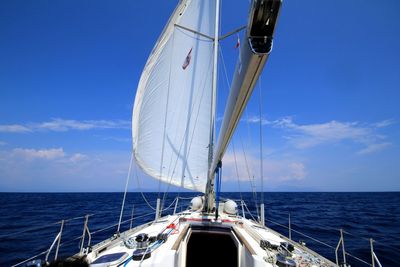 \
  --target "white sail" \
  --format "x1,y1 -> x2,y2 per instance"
132,0 -> 216,192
